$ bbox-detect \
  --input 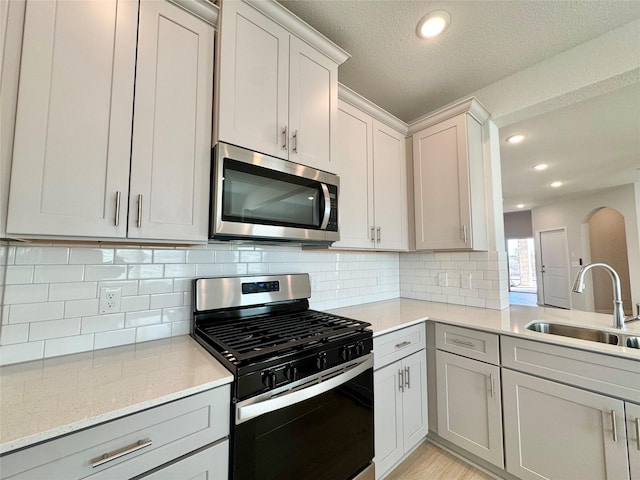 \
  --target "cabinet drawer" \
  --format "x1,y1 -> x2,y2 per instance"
1,386 -> 230,480
435,323 -> 499,365
501,335 -> 640,402
137,439 -> 228,479
373,322 -> 425,369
